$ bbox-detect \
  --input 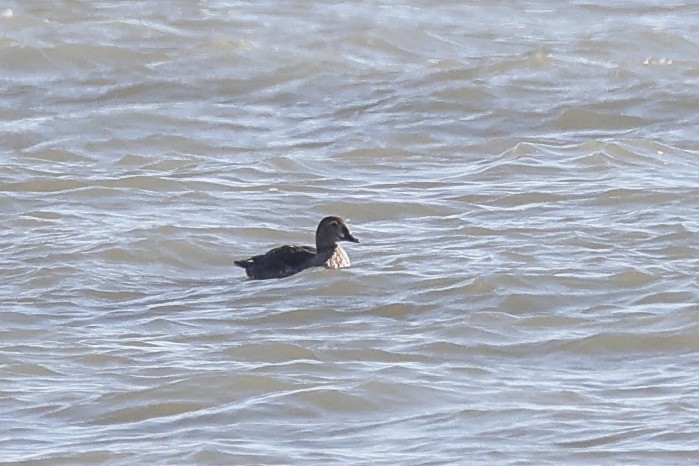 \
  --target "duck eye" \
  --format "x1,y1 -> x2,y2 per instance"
330,221 -> 338,227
